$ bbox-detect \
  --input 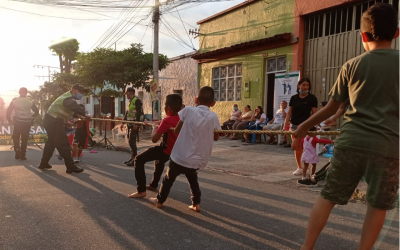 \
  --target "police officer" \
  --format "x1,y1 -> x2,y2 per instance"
122,87 -> 143,166
38,84 -> 91,173
6,87 -> 39,160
